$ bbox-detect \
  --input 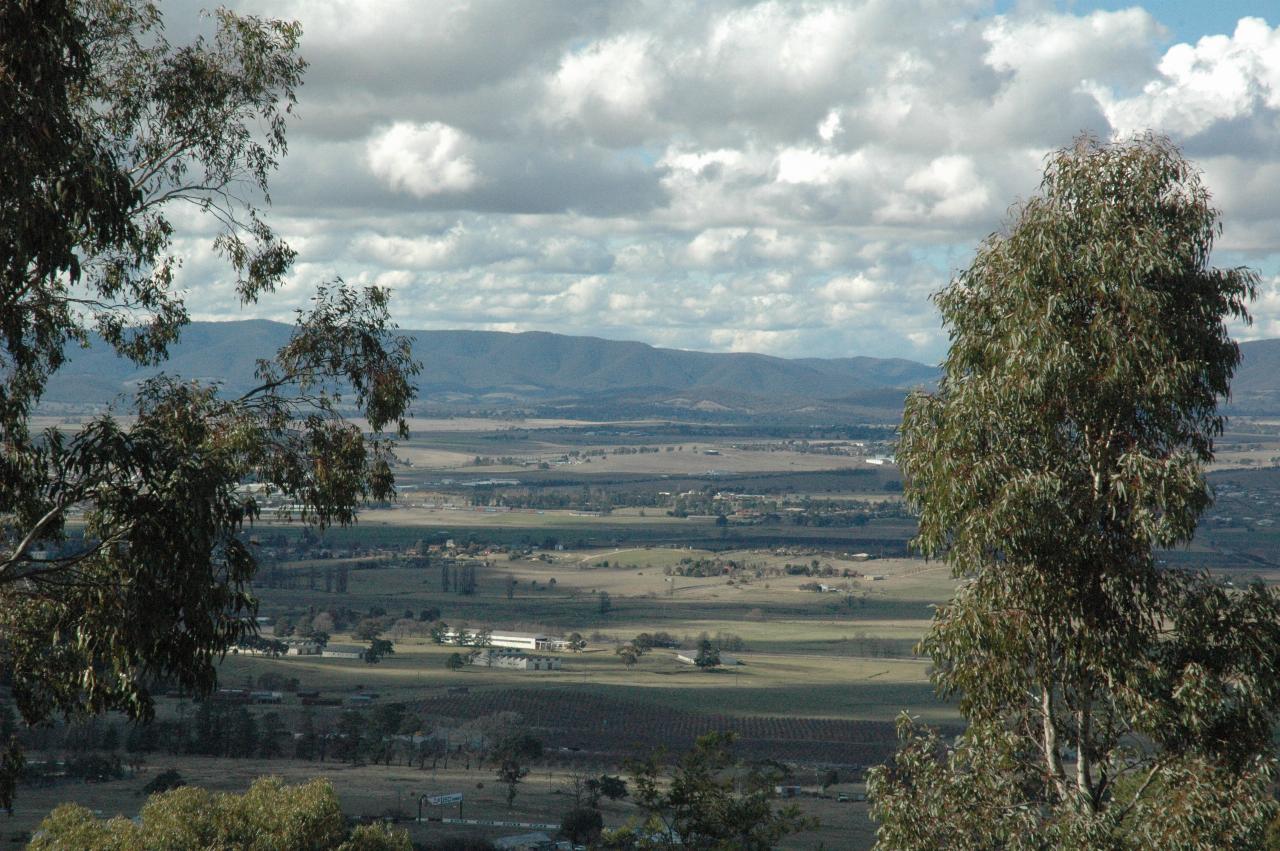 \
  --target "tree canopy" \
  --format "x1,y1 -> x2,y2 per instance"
1,0 -> 417,807
30,777 -> 411,850
491,732 -> 543,810
604,732 -> 809,850
869,135 -> 1280,848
